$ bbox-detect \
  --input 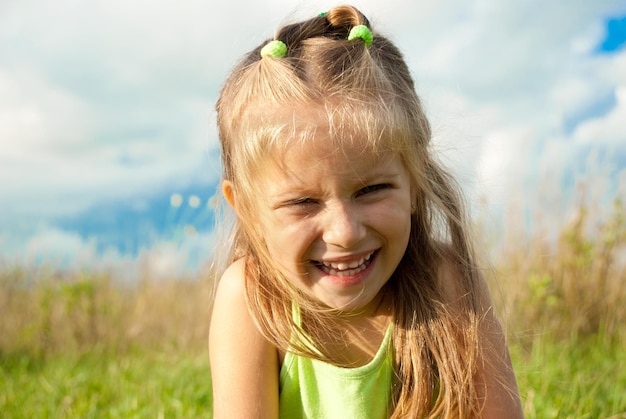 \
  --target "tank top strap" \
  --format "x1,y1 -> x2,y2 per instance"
291,301 -> 302,326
